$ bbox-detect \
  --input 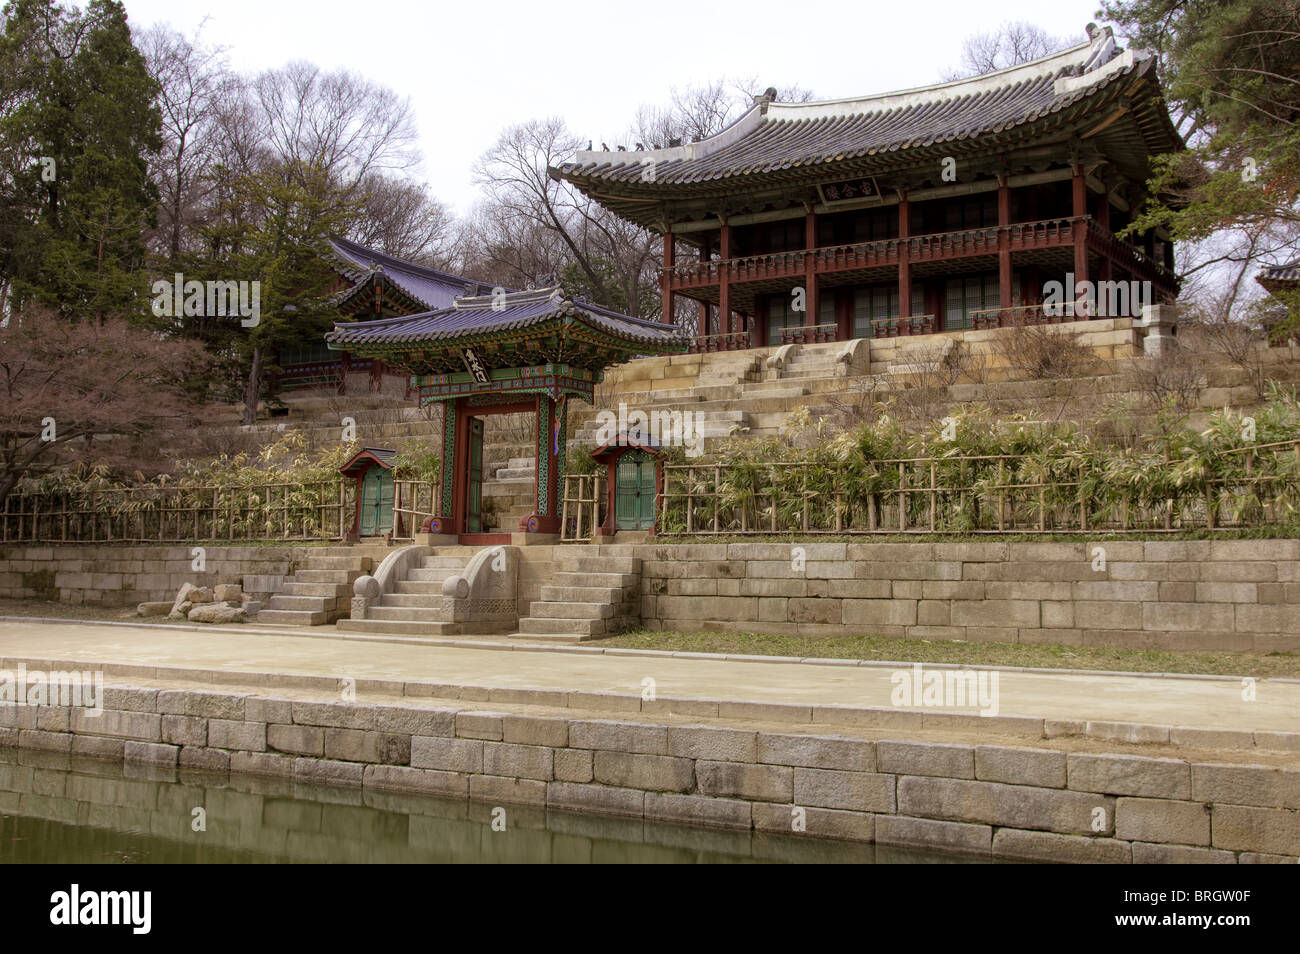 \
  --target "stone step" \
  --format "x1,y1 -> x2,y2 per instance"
365,605 -> 447,622
267,594 -> 334,612
336,619 -> 460,636
506,457 -> 534,470
255,608 -> 330,626
394,580 -> 447,595
406,568 -> 461,583
280,581 -> 351,598
553,570 -> 639,588
421,556 -> 471,569
528,601 -> 613,620
516,617 -> 605,637
302,555 -> 372,570
739,386 -> 810,399
378,592 -> 446,608
494,467 -> 534,480
292,569 -> 362,583
539,585 -> 627,603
